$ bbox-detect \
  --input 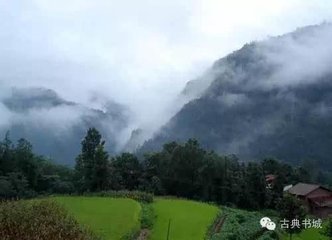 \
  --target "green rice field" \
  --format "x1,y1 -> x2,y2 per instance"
150,198 -> 219,240
54,196 -> 141,240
